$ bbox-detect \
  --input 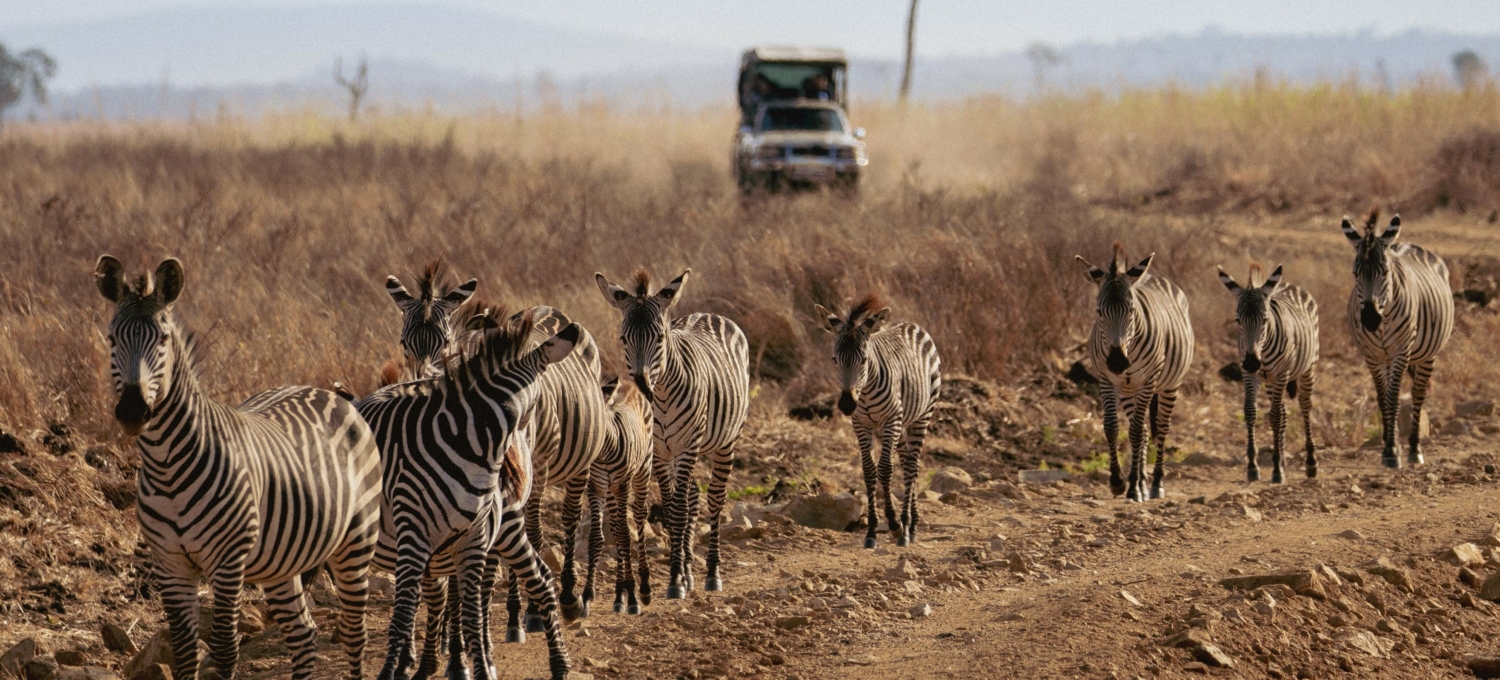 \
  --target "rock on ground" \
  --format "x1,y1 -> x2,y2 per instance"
777,492 -> 862,530
928,467 -> 973,494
